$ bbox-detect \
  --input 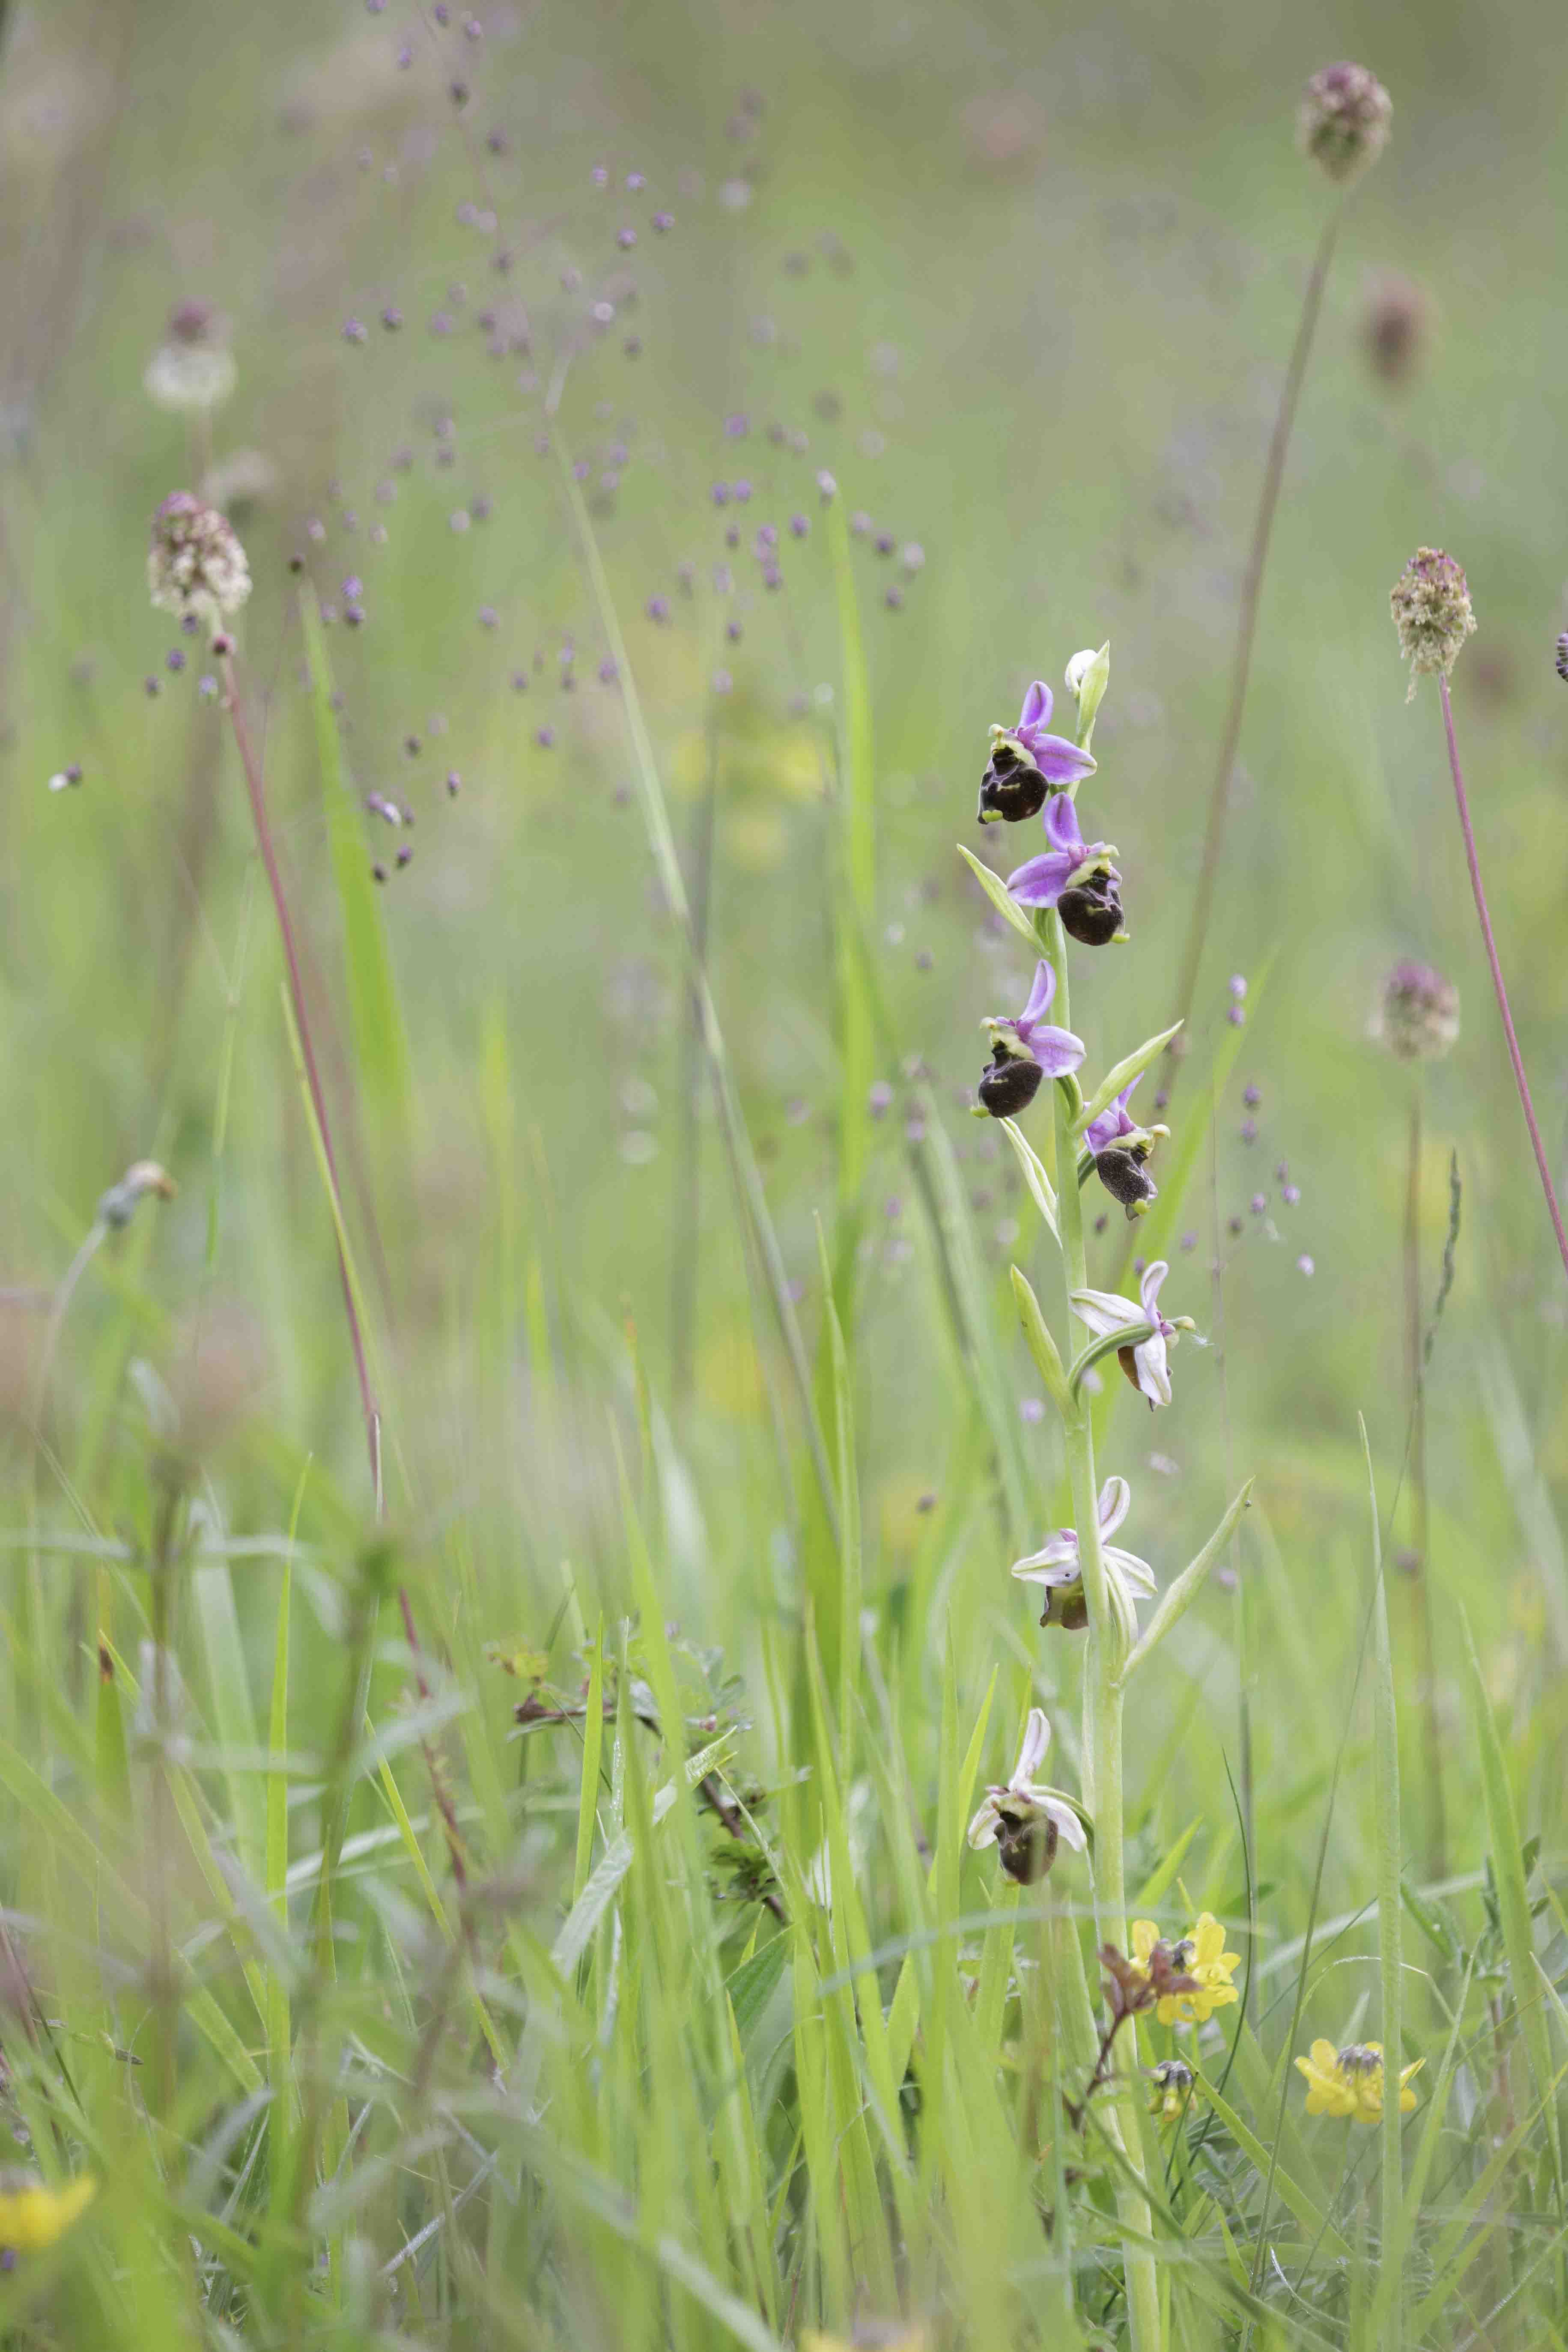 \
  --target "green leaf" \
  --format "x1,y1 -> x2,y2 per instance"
955,842 -> 1039,949
1120,1479 -> 1253,1682
1195,2074 -> 1350,2260
726,1934 -> 789,2045
1009,1266 -> 1071,1423
998,1115 -> 1058,1242
1075,1021 -> 1183,1139
1071,642 -> 1110,751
